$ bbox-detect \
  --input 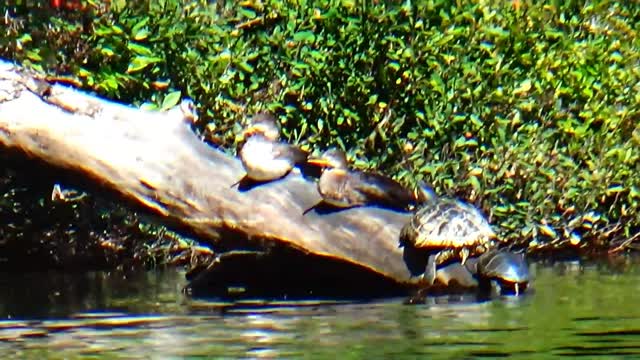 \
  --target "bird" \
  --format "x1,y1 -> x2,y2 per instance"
237,113 -> 308,184
306,148 -> 424,211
